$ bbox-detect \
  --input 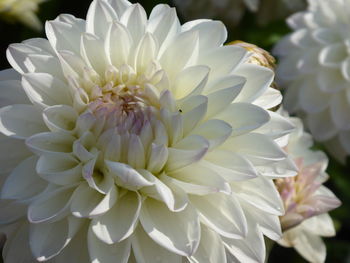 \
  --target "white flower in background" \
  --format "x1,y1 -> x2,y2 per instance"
274,0 -> 350,164
172,0 -> 306,26
276,113 -> 341,263
0,0 -> 45,30
0,0 -> 297,262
